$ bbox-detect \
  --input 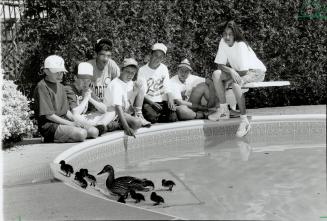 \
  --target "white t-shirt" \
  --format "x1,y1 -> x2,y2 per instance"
169,75 -> 205,101
137,63 -> 170,102
103,78 -> 133,112
214,39 -> 266,72
87,58 -> 120,101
